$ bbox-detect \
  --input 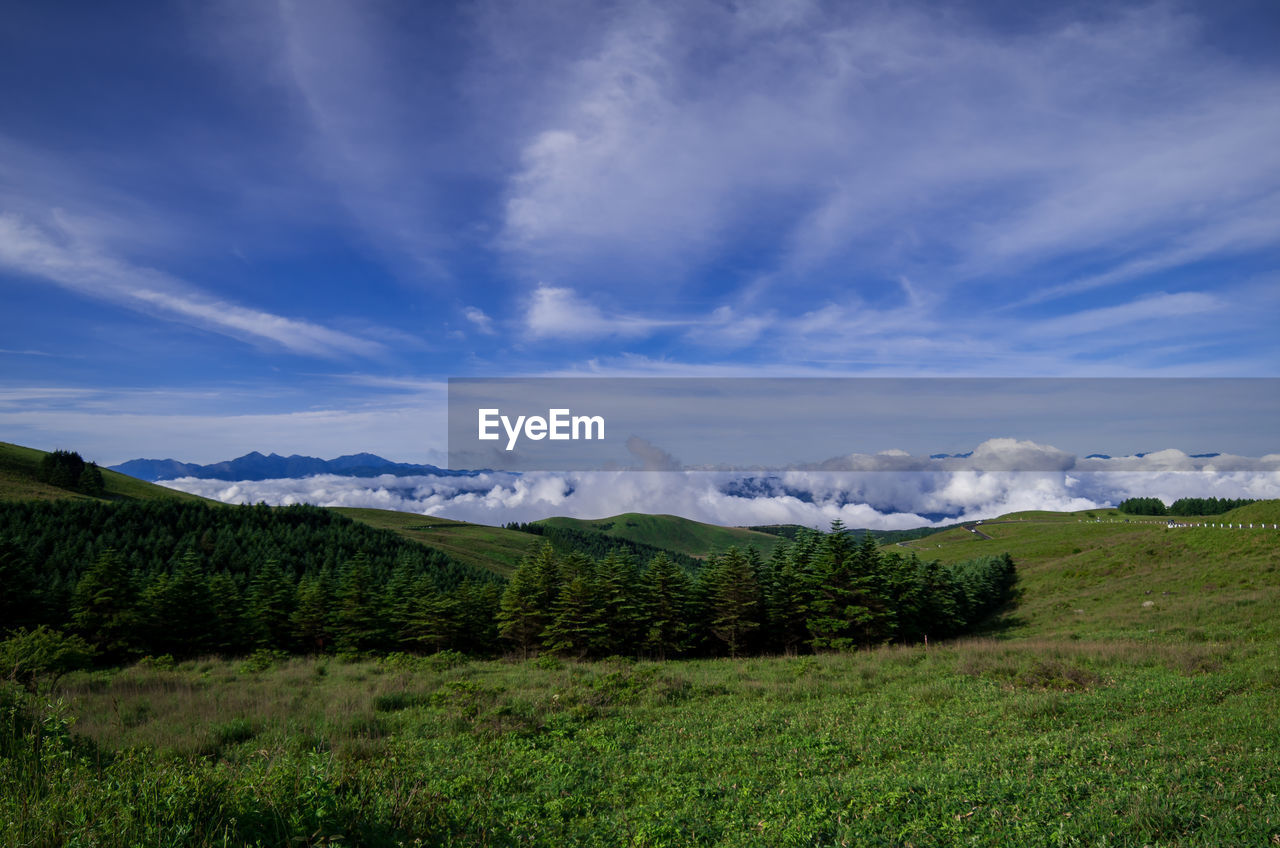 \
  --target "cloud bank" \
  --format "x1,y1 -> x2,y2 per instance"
160,446 -> 1280,530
